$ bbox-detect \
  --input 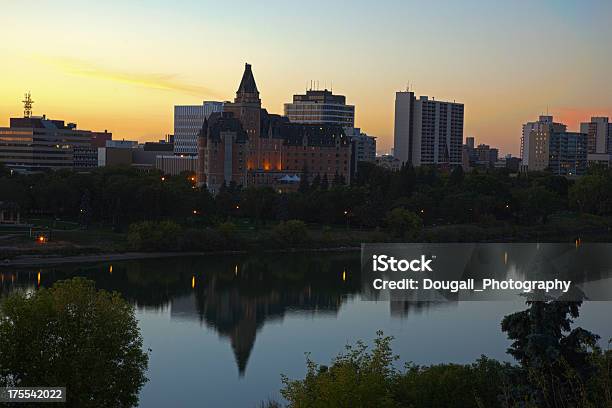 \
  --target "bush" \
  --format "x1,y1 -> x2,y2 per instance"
384,208 -> 422,239
127,220 -> 181,251
393,358 -> 509,408
216,221 -> 237,240
273,220 -> 309,246
0,278 -> 148,407
281,331 -> 398,408
277,301 -> 612,408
